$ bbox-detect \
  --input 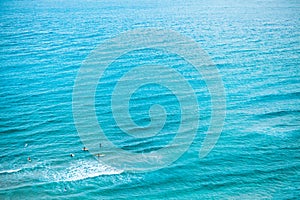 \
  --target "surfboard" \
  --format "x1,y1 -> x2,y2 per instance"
94,153 -> 105,157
